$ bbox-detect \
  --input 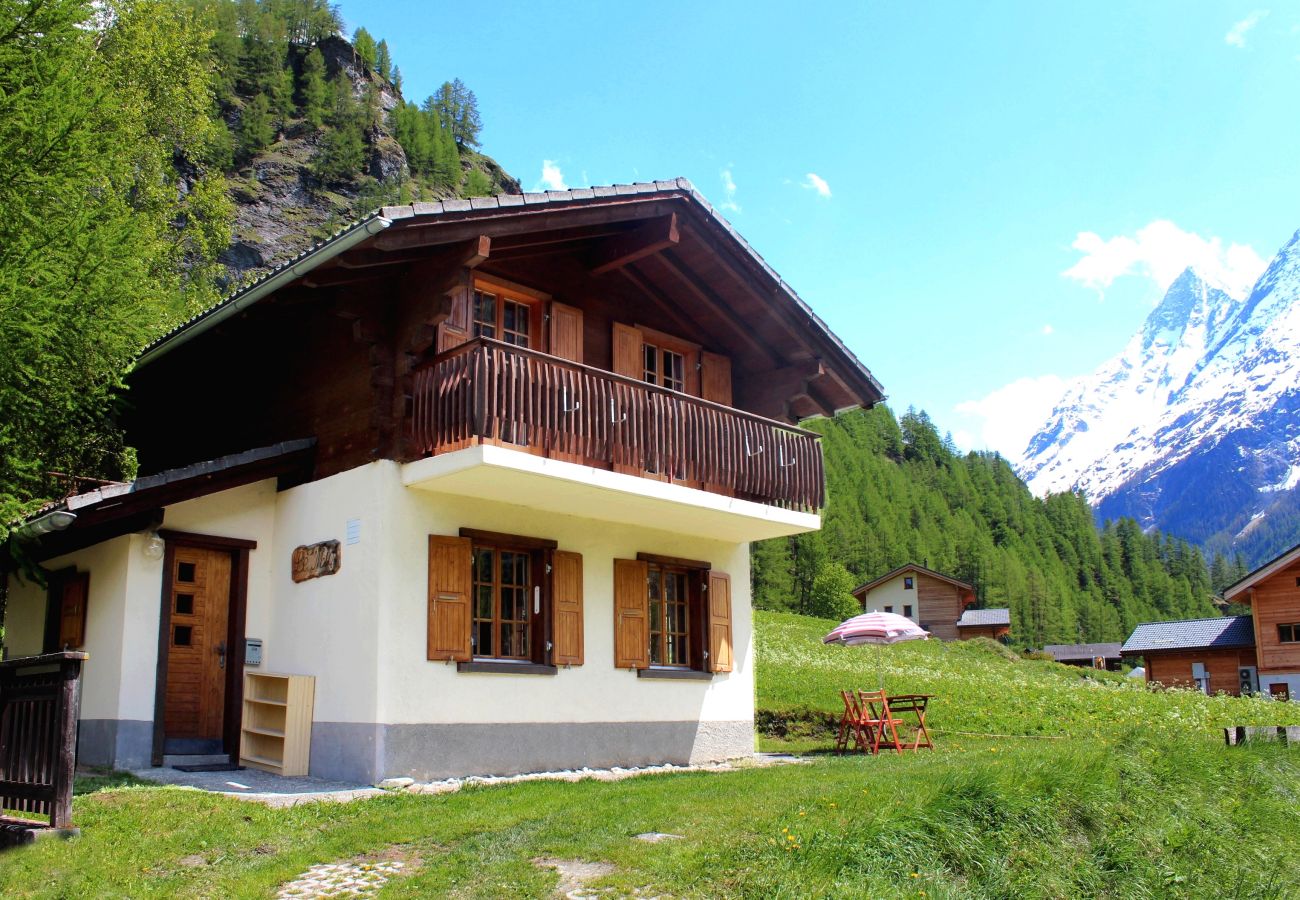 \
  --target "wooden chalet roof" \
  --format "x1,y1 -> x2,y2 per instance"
136,179 -> 884,418
1222,541 -> 1300,602
852,563 -> 975,597
1041,642 -> 1123,661
955,607 -> 1010,628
